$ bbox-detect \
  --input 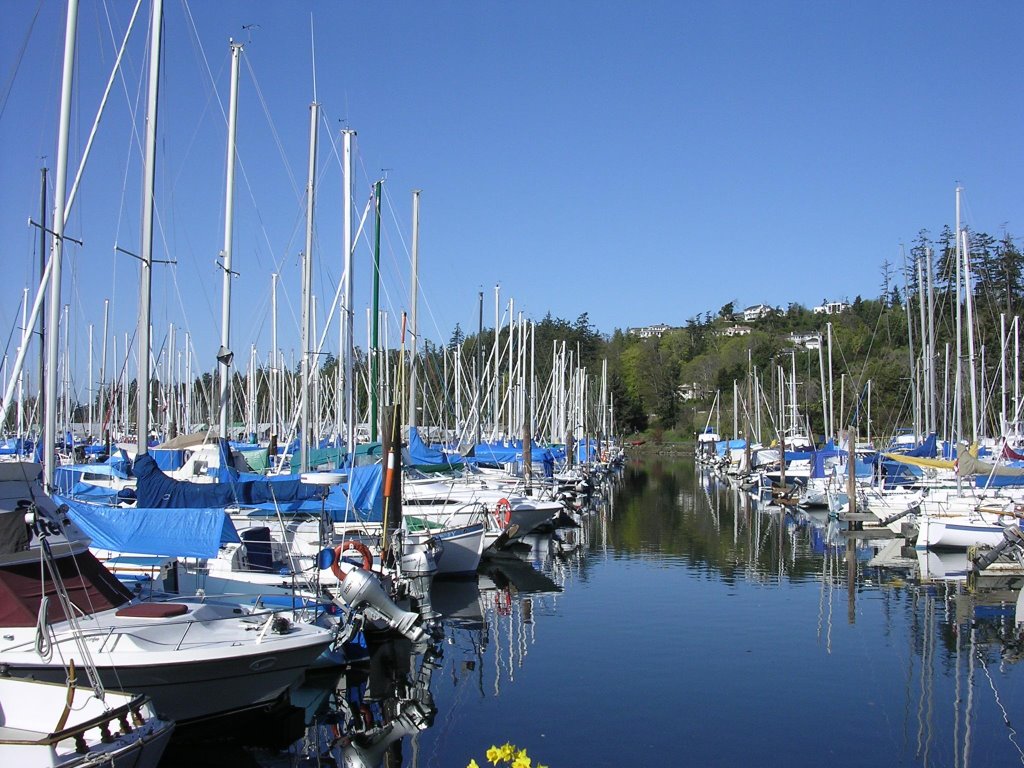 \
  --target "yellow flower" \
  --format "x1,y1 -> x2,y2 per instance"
500,743 -> 515,761
467,761 -> 480,768
486,746 -> 502,765
512,753 -> 532,768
